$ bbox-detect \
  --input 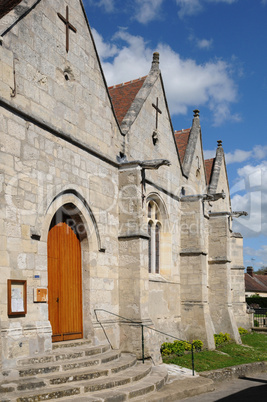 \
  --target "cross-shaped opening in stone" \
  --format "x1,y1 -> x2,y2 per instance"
57,6 -> 77,53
